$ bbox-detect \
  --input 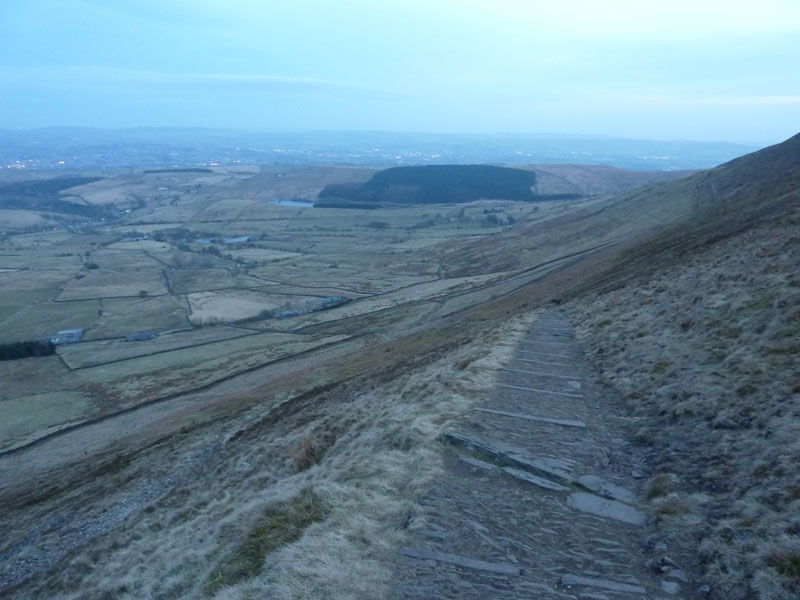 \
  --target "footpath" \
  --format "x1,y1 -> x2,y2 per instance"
396,312 -> 696,599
